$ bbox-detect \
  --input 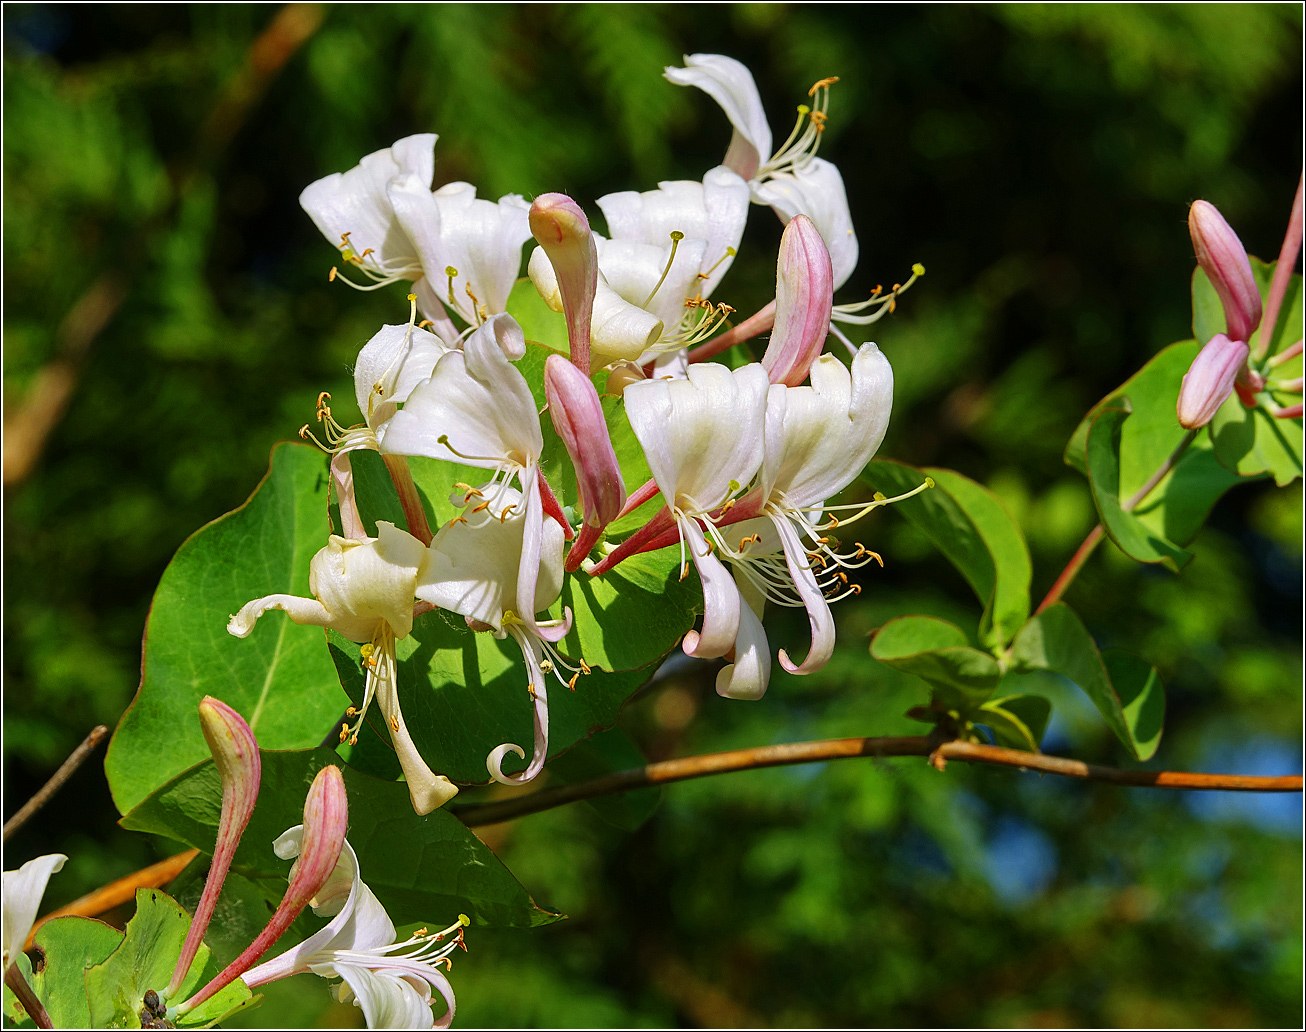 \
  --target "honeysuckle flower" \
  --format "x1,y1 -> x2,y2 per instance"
666,55 -> 923,349
761,214 -> 834,387
1190,199 -> 1262,346
417,483 -> 573,784
597,166 -> 751,298
177,765 -> 349,1015
545,354 -> 627,570
227,522 -> 458,815
243,834 -> 464,1029
166,698 -> 262,998
713,345 -> 896,679
1177,333 -> 1251,430
3,853 -> 66,973
616,363 -> 770,661
382,311 -> 574,646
